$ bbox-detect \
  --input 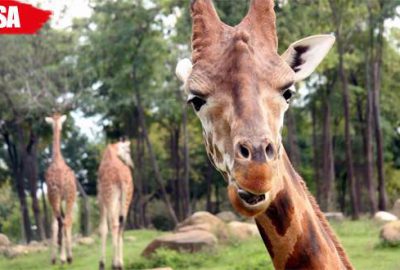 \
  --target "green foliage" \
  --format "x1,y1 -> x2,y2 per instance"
0,181 -> 18,236
384,164 -> 400,203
